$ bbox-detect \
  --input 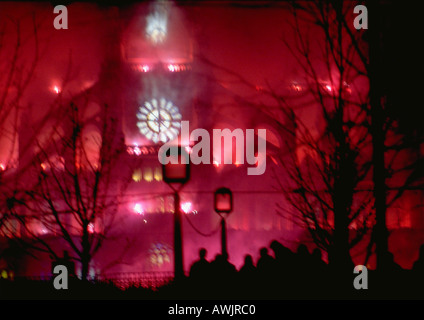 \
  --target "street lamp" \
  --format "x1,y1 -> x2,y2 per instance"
214,187 -> 233,258
161,146 -> 190,281
162,152 -> 190,184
